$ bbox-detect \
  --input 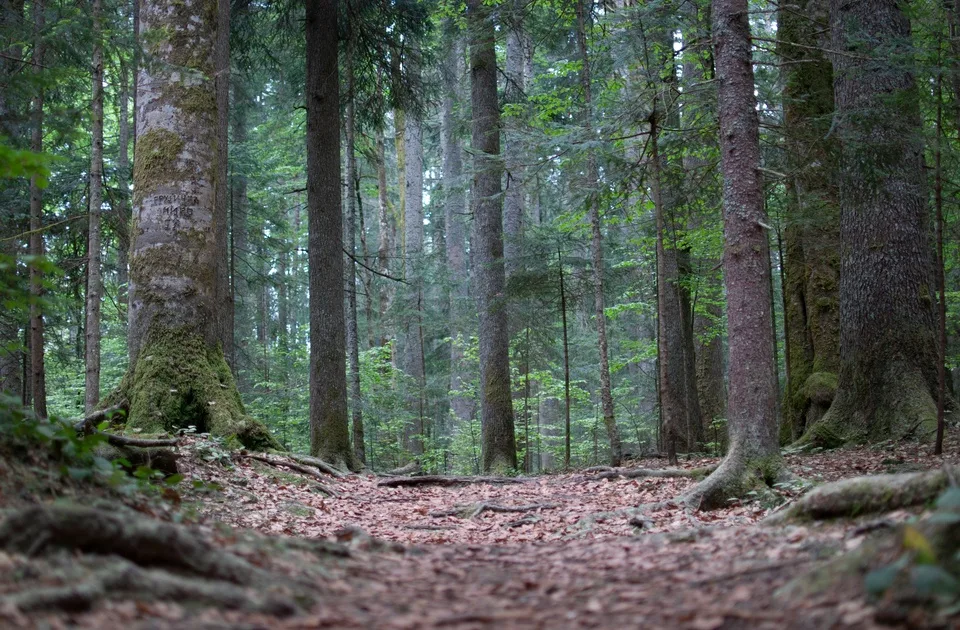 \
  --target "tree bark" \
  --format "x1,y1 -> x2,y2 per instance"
442,21 -> 474,429
683,0 -> 783,509
345,34 -> 364,465
801,0 -> 939,446
85,0 -> 105,414
375,123 -> 393,345
214,0 -> 232,370
502,0 -> 526,283
575,0 -> 622,466
116,57 -> 131,319
468,0 -> 517,473
779,0 -> 840,443
306,0 -> 353,470
28,0 -> 46,419
230,84 -> 249,390
118,0 -> 276,449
